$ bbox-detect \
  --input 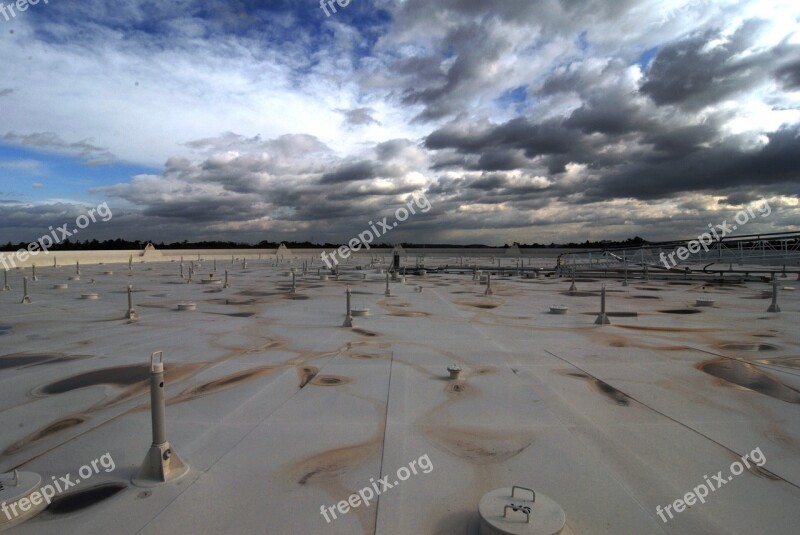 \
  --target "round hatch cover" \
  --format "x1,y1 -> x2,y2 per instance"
478,486 -> 566,535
